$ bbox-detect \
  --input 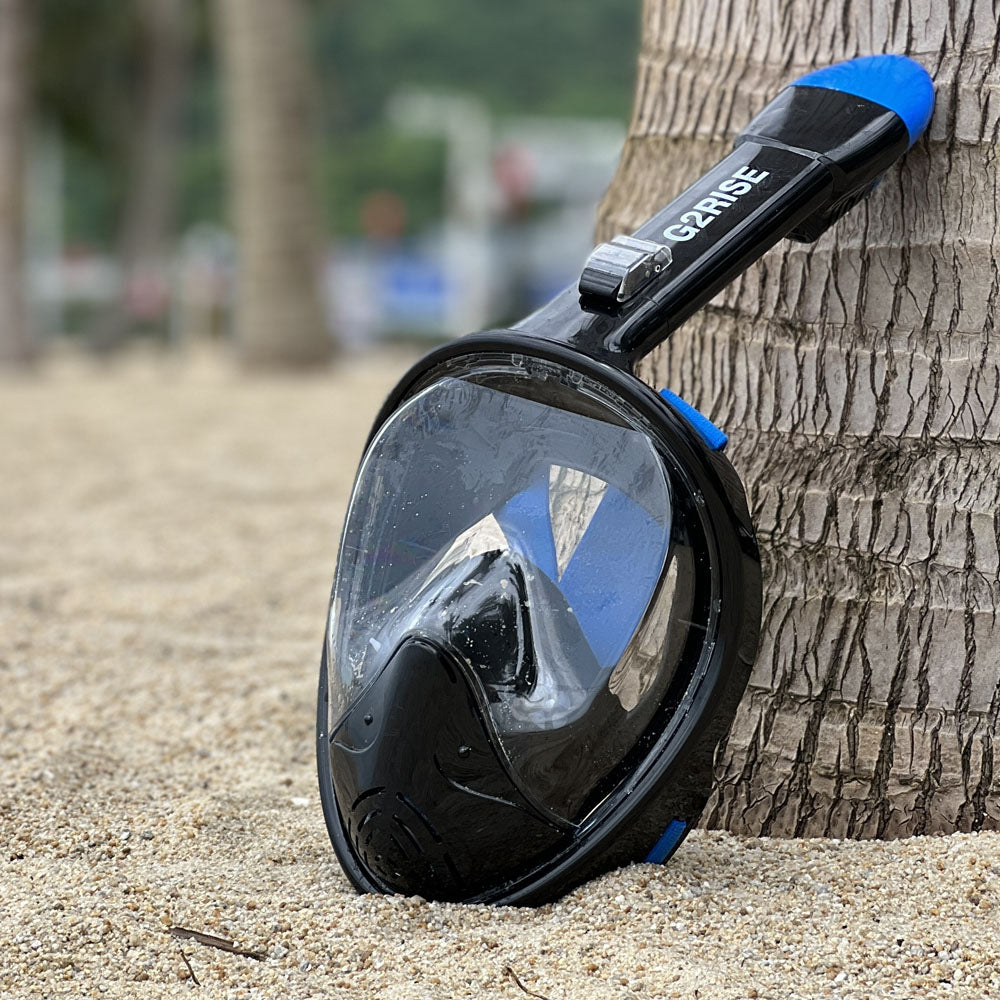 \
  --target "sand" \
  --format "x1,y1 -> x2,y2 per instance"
2,347 -> 998,999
